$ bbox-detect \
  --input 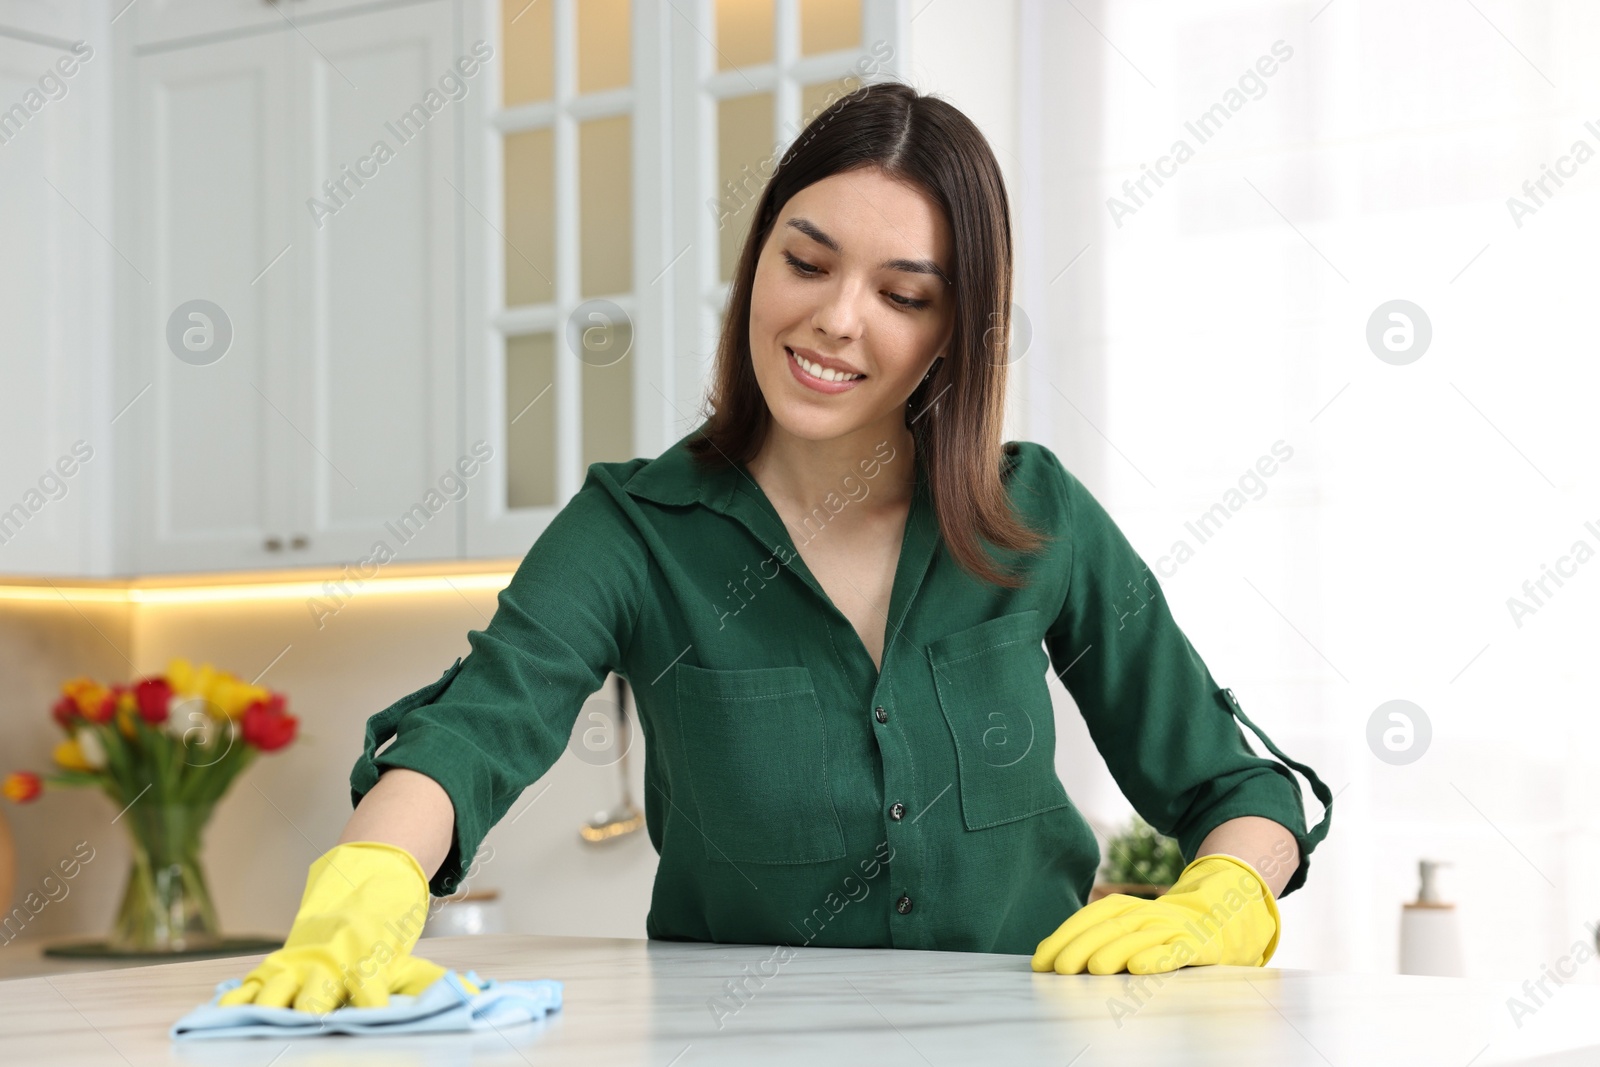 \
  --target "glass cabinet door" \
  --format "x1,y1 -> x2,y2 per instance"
471,0 -> 658,554
469,0 -> 898,557
671,0 -> 897,458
